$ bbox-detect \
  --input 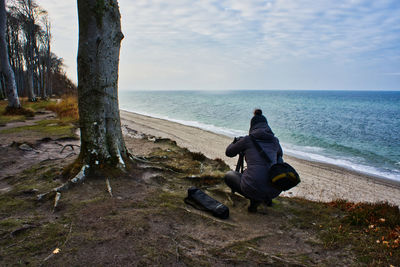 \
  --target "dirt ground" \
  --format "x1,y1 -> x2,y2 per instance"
0,111 -> 398,266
